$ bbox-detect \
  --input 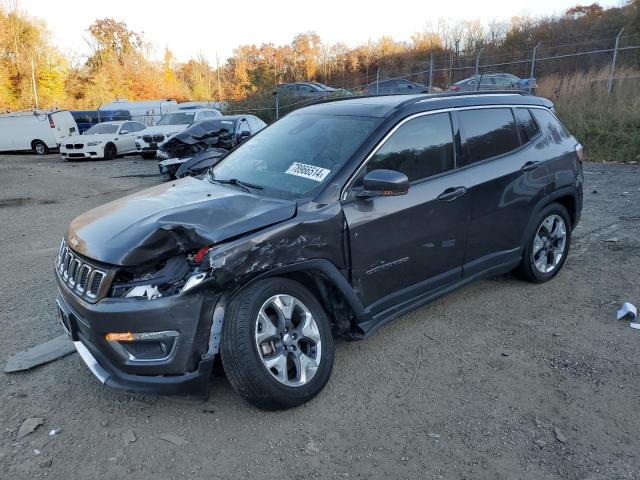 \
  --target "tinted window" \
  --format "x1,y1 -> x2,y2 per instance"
157,112 -> 195,125
531,108 -> 570,143
238,120 -> 250,134
458,108 -> 520,165
367,113 -> 454,182
514,108 -> 541,143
